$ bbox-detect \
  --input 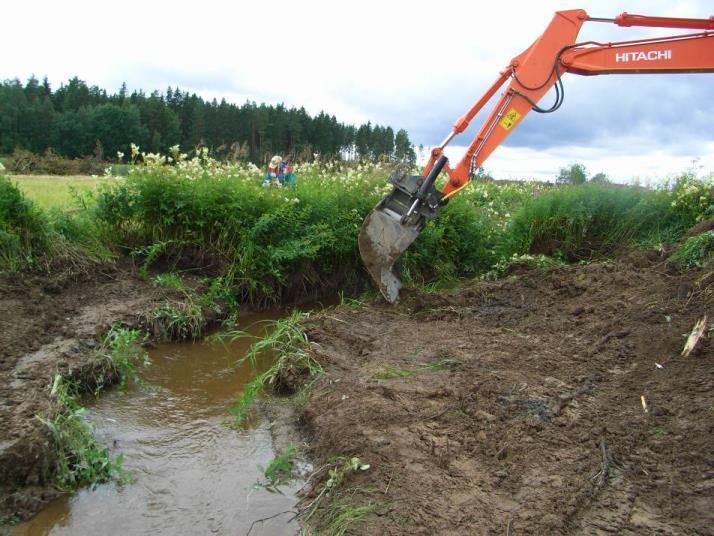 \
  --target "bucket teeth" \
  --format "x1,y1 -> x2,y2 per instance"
358,208 -> 420,303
